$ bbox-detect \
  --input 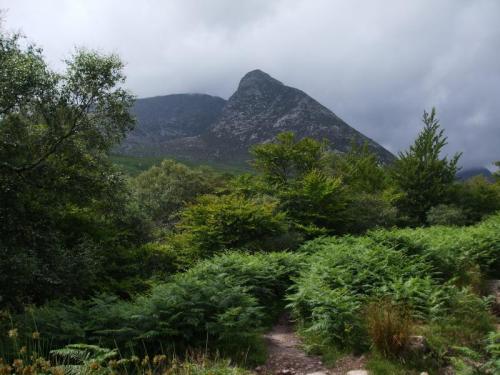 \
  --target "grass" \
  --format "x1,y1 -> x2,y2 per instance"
297,327 -> 346,367
365,354 -> 420,375
0,348 -> 253,375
